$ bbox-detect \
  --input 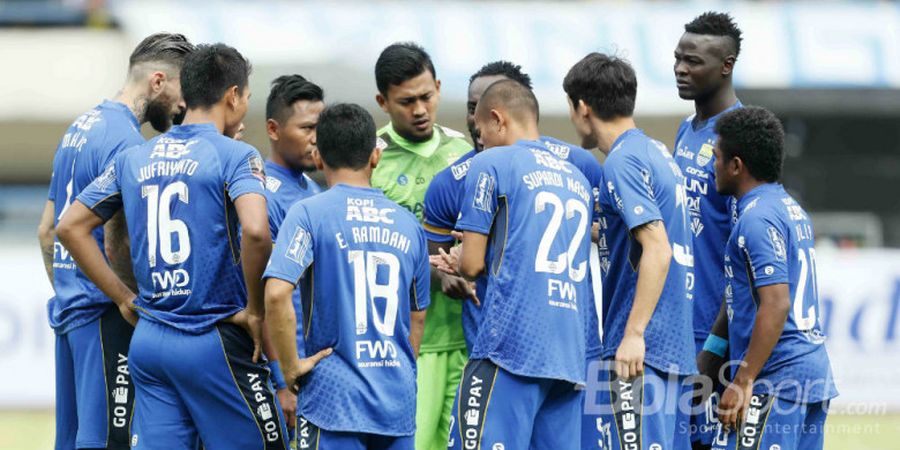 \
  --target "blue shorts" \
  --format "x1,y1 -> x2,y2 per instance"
128,319 -> 289,450
295,416 -> 413,450
581,360 -> 692,450
690,337 -> 723,448
55,305 -> 134,450
448,359 -> 581,450
711,395 -> 828,450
